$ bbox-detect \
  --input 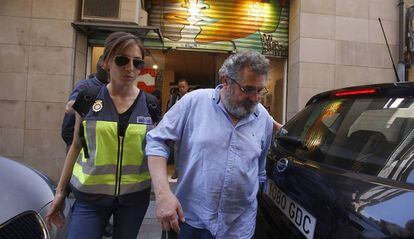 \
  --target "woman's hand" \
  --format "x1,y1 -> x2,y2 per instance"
45,191 -> 66,230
